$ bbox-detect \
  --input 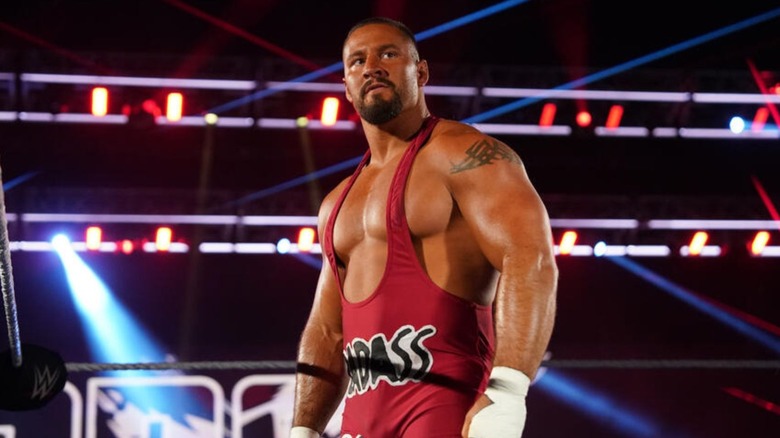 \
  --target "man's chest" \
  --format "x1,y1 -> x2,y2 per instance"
333,162 -> 452,252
